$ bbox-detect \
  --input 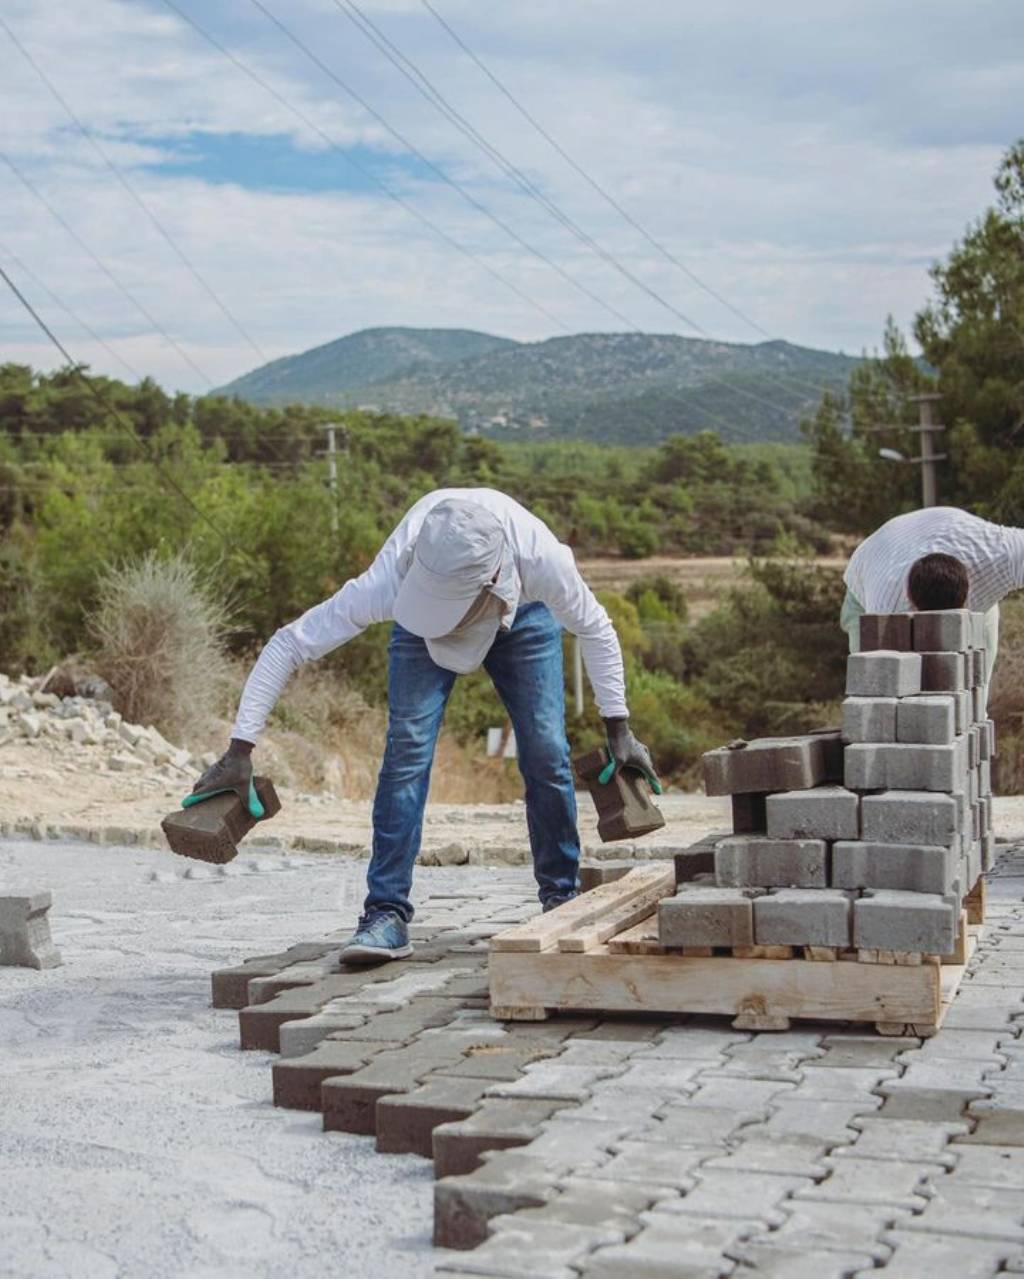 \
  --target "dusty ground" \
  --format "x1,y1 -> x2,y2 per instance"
5,735 -> 1024,865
